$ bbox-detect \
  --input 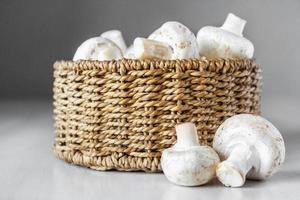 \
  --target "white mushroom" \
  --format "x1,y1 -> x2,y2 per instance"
73,37 -> 123,61
149,21 -> 200,59
133,37 -> 172,59
197,13 -> 254,59
124,44 -> 135,59
161,122 -> 220,186
213,114 -> 285,187
101,30 -> 127,53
